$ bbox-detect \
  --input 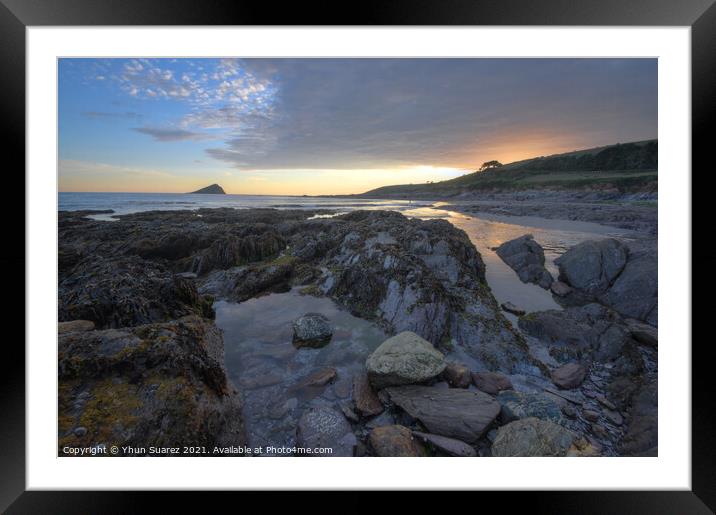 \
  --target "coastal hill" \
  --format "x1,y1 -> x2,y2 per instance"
189,184 -> 226,194
361,140 -> 657,198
